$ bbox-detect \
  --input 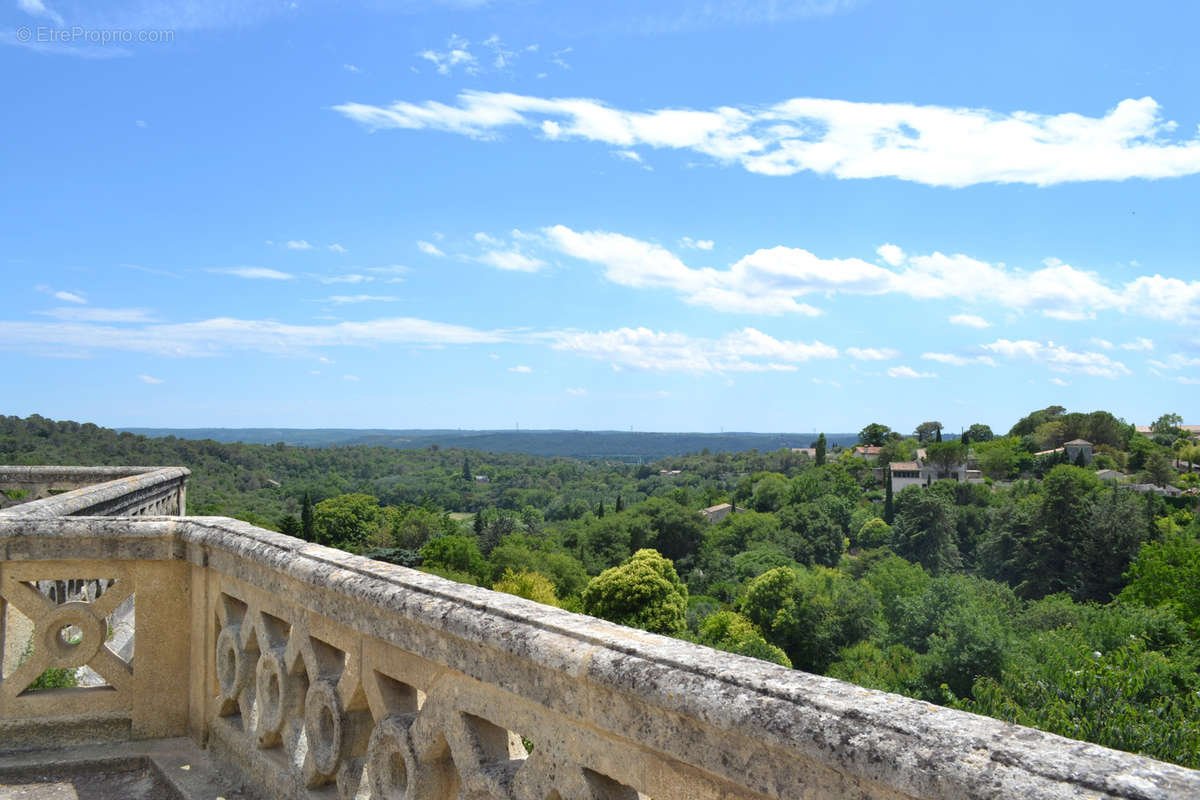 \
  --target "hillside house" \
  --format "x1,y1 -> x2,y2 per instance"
700,502 -> 744,524
888,456 -> 984,493
1034,439 -> 1093,466
851,445 -> 882,461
